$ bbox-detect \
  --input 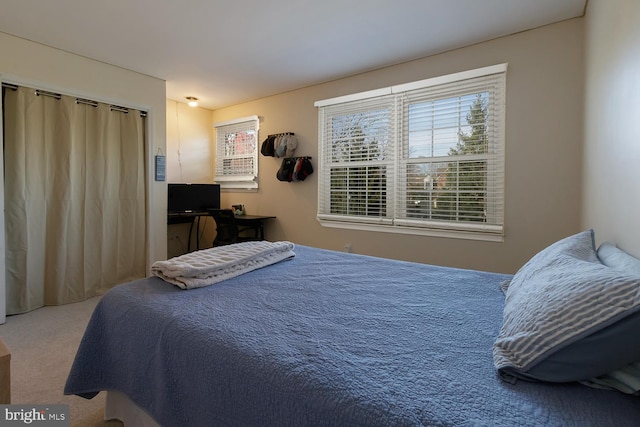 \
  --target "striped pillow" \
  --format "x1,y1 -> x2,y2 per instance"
493,229 -> 640,383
